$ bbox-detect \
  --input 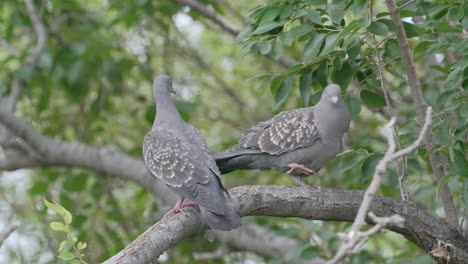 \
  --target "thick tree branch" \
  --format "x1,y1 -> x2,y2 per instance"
384,0 -> 459,228
104,186 -> 468,264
